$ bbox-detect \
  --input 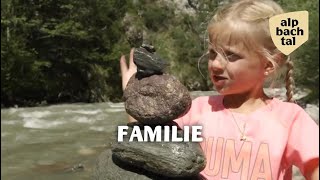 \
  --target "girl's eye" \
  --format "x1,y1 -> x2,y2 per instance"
225,52 -> 241,62
209,50 -> 217,60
